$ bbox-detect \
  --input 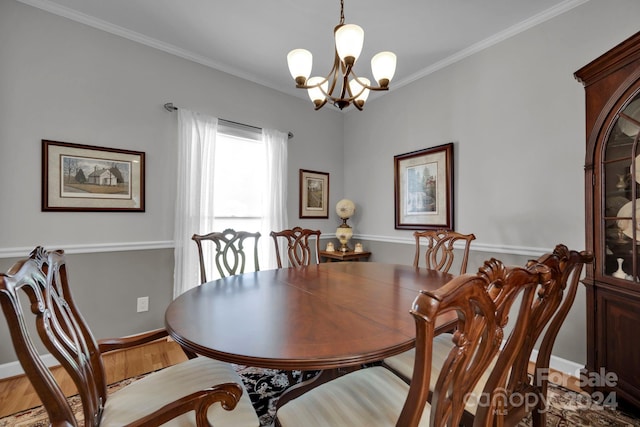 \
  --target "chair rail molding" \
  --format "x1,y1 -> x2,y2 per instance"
0,237 -> 547,259
0,241 -> 174,259
356,234 -> 548,257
